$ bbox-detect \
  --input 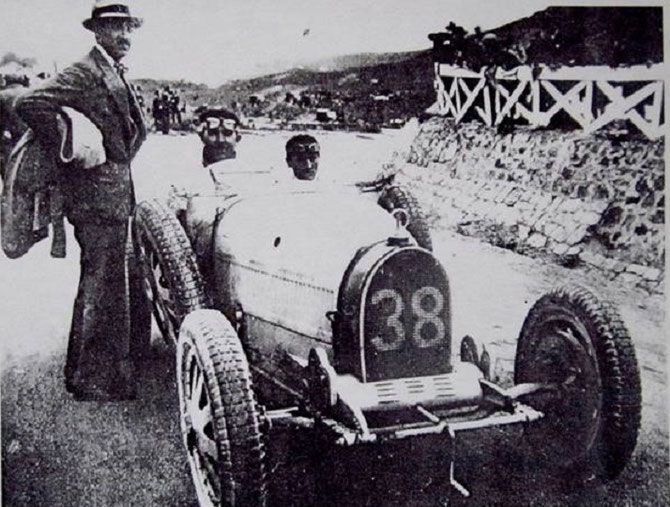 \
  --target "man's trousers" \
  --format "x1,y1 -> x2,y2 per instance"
64,220 -> 150,400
